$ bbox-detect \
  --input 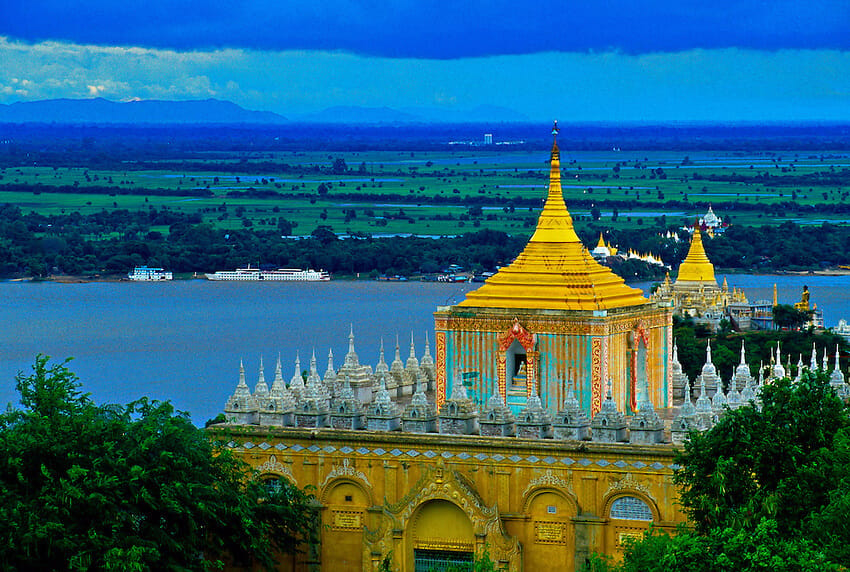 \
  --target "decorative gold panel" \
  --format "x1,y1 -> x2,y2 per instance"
534,521 -> 567,544
332,510 -> 363,531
